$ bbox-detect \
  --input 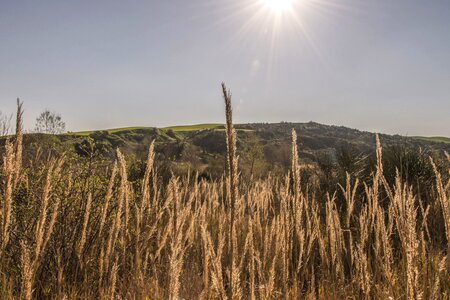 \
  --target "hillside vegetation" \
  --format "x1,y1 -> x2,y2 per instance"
13,120 -> 450,183
0,89 -> 449,299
